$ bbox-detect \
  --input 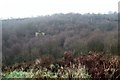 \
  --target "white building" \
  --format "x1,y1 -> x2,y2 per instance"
35,31 -> 45,37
